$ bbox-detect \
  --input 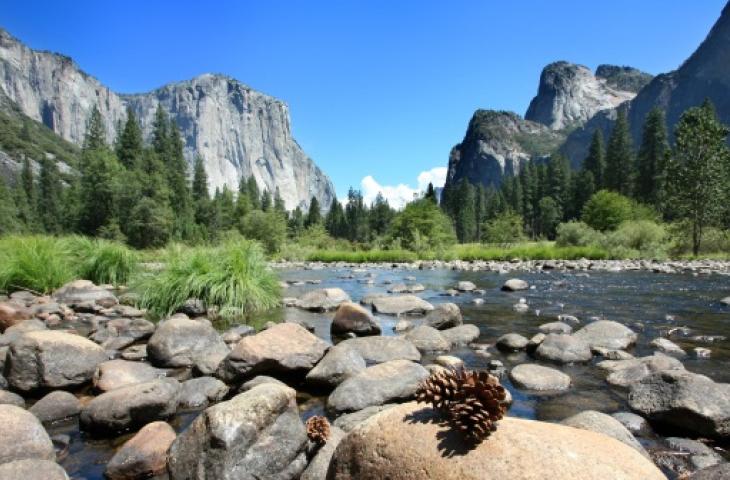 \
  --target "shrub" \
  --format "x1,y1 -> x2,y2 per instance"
482,211 -> 526,244
602,220 -> 667,258
555,221 -> 603,247
240,210 -> 288,254
581,190 -> 634,231
388,199 -> 456,251
0,235 -> 75,293
134,239 -> 281,320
